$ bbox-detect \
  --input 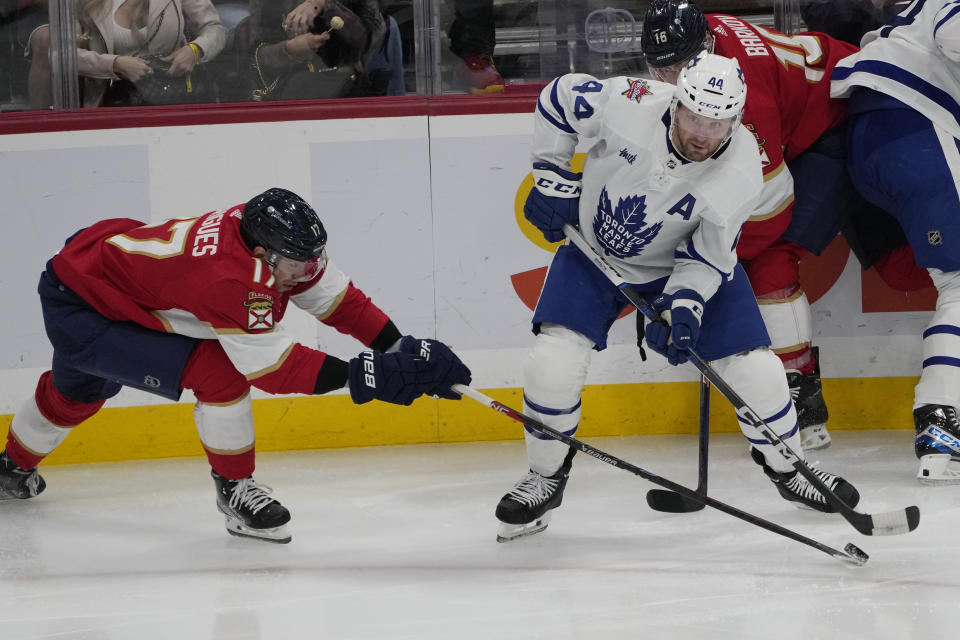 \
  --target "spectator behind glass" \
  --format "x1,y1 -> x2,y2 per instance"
247,0 -> 384,101
448,0 -> 503,94
4,0 -> 52,109
74,0 -> 226,107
